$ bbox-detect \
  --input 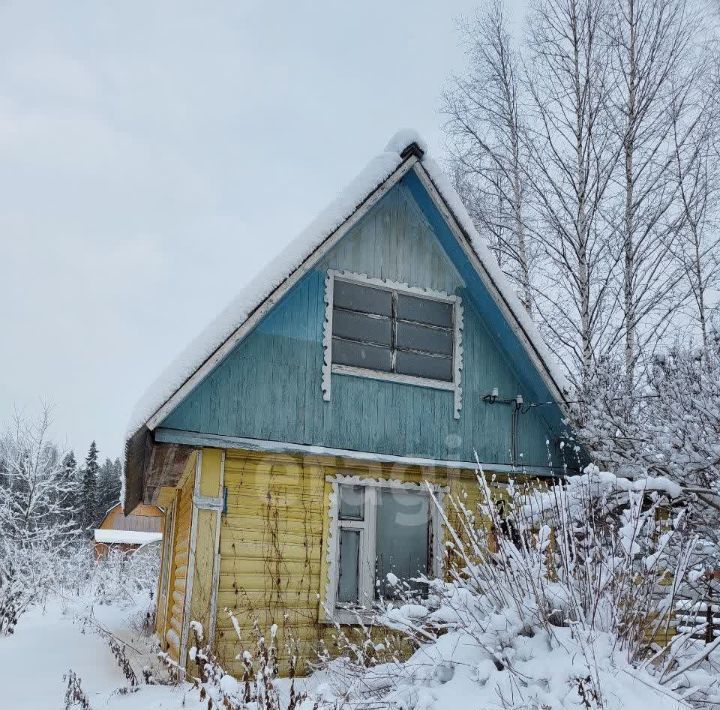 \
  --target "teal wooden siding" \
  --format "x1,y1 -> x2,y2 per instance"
160,179 -> 569,469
